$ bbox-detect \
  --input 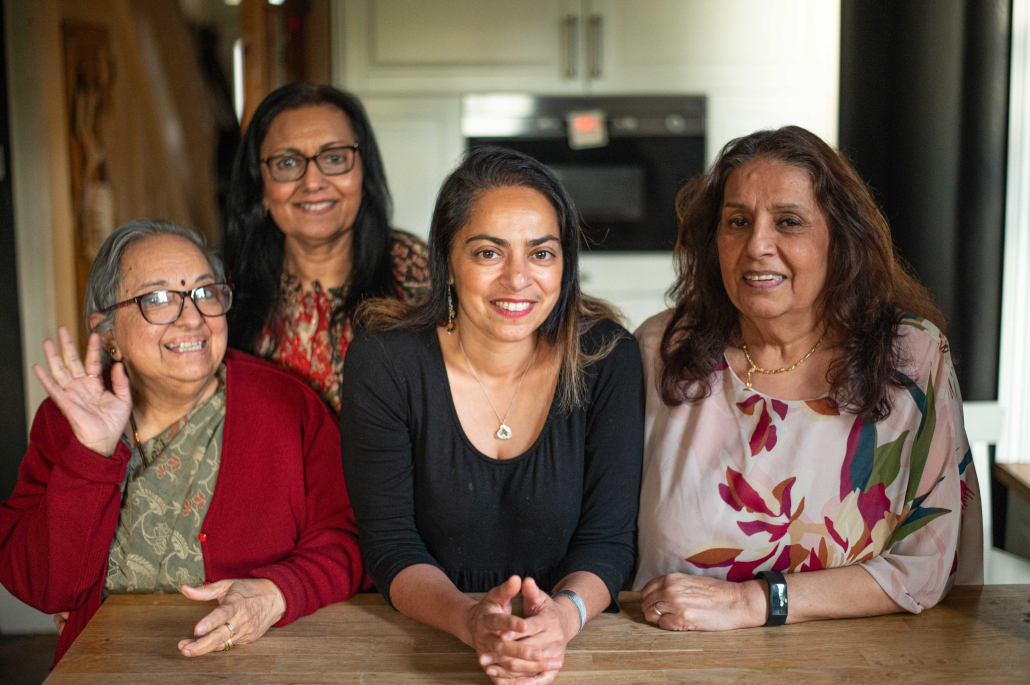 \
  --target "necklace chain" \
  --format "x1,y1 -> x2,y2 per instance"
740,333 -> 826,390
128,412 -> 150,469
458,334 -> 536,440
